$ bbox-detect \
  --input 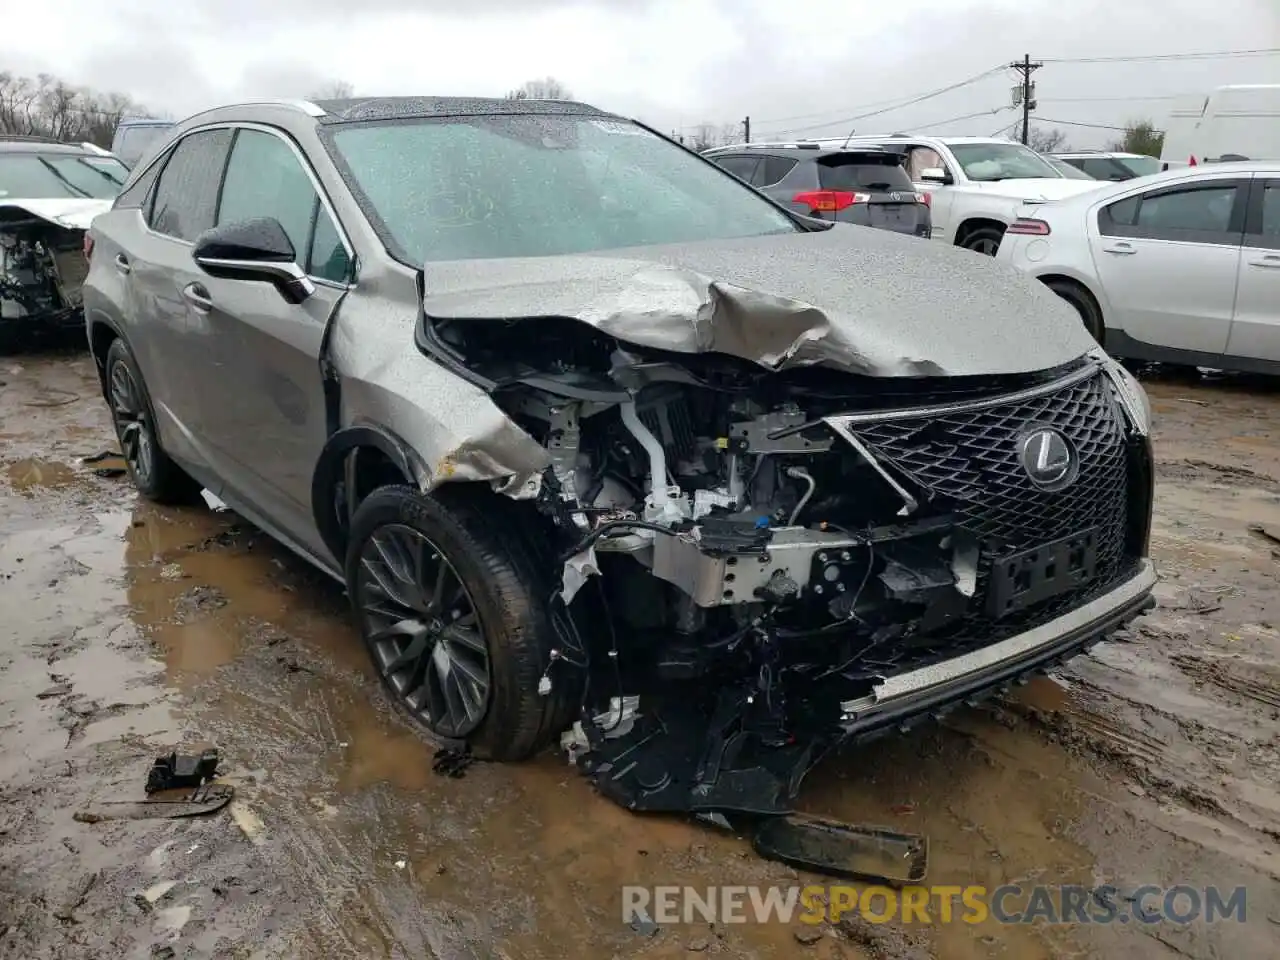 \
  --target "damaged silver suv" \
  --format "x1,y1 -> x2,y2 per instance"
83,97 -> 1157,816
